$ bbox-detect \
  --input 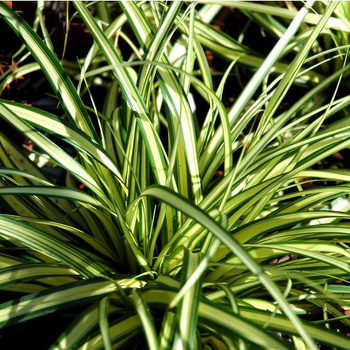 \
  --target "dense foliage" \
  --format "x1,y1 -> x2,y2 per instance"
1,1 -> 350,349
